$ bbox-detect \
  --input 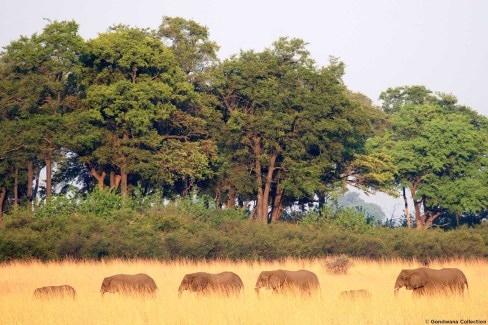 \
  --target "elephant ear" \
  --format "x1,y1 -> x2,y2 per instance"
410,273 -> 426,289
103,278 -> 111,288
191,275 -> 208,292
269,272 -> 285,289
